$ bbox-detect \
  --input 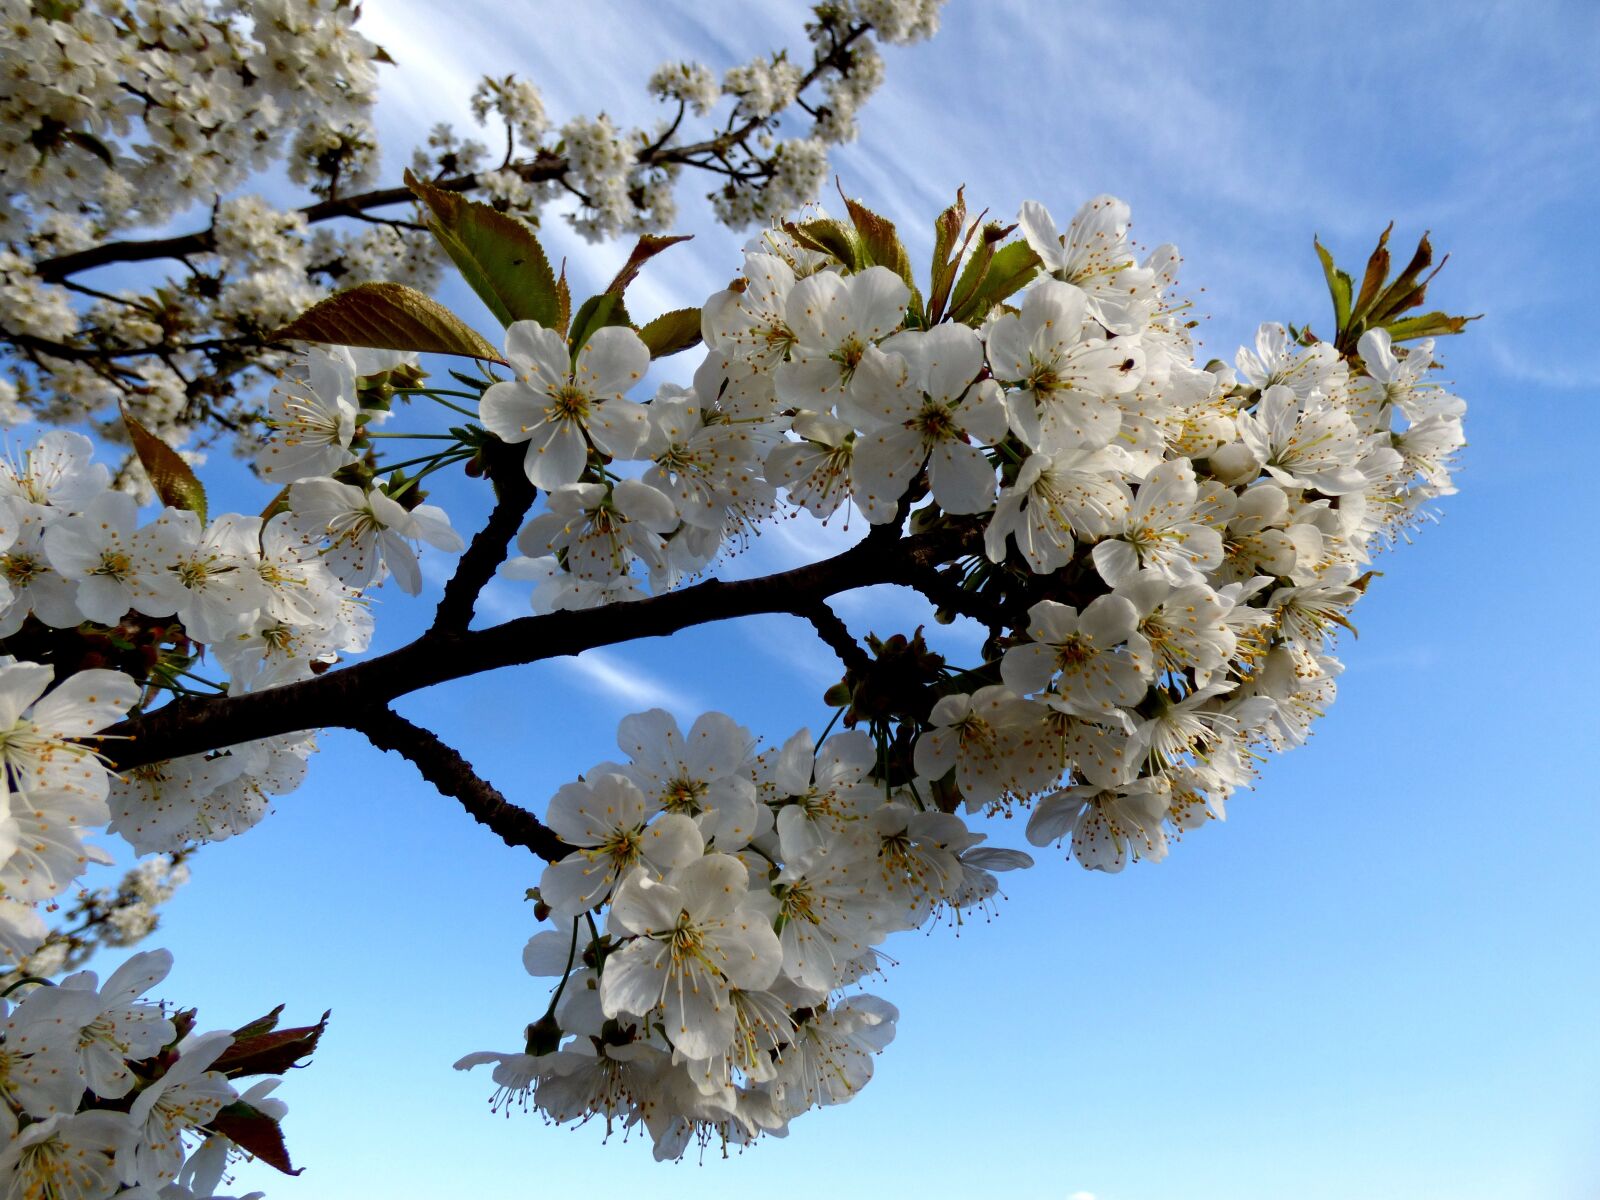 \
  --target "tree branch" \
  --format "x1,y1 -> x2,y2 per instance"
31,25 -> 873,284
800,602 -> 870,675
3,331 -> 258,363
352,707 -> 566,861
102,517 -> 983,771
429,442 -> 538,635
